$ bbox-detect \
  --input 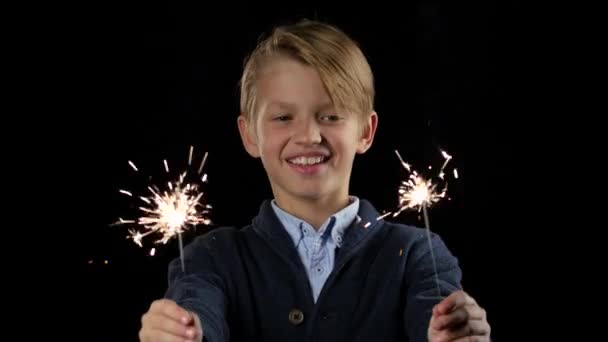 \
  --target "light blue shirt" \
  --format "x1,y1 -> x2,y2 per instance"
271,197 -> 360,302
